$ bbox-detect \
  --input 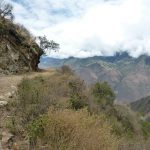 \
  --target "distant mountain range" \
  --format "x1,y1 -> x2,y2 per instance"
39,52 -> 150,102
